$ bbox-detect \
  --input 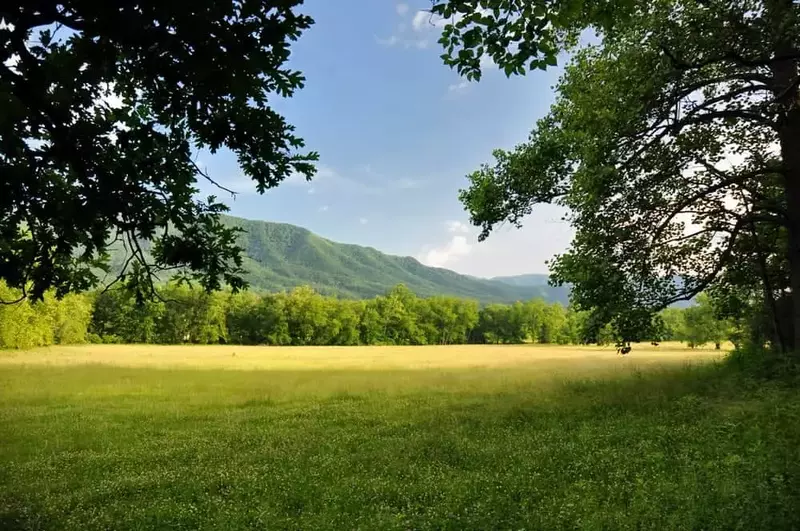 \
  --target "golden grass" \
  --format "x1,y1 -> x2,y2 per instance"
0,341 -> 727,372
